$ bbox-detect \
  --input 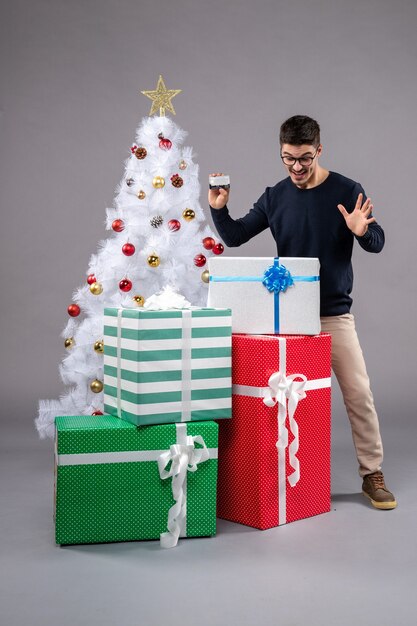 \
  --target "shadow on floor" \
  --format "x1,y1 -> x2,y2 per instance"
331,492 -> 369,508
216,518 -> 259,534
